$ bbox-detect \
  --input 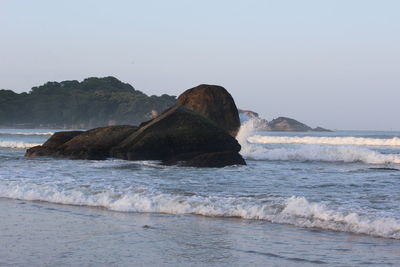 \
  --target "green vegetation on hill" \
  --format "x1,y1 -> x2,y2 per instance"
0,77 -> 176,128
